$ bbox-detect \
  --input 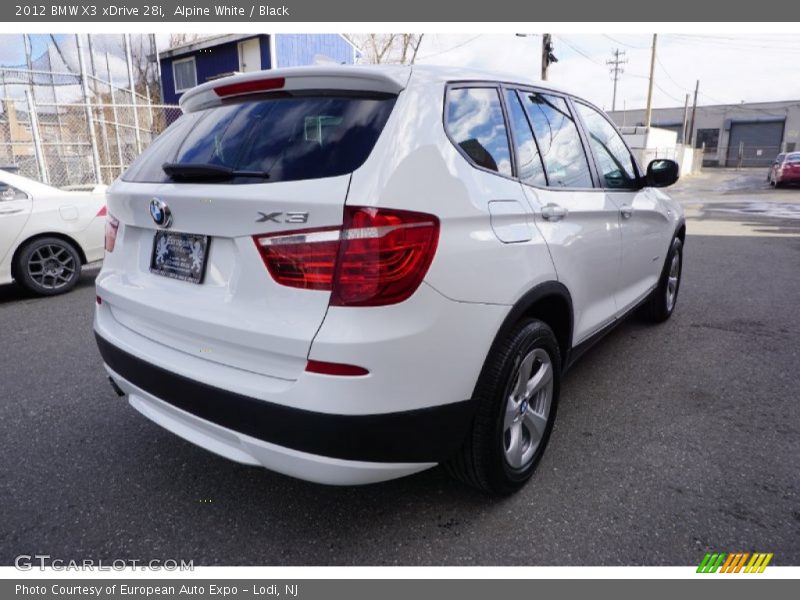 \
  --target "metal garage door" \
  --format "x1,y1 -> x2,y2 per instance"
725,120 -> 785,167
